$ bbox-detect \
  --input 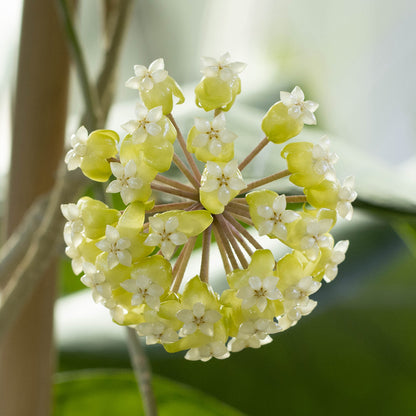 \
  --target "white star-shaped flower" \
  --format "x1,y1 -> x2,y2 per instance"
144,216 -> 188,259
200,160 -> 246,205
125,58 -> 168,91
61,203 -> 84,247
120,274 -> 164,310
121,104 -> 163,144
200,52 -> 247,82
185,342 -> 230,362
279,297 -> 318,330
106,160 -> 143,205
64,126 -> 88,171
284,276 -> 321,307
300,218 -> 334,260
237,275 -> 282,312
136,321 -> 179,345
176,302 -> 222,337
95,225 -> 132,269
81,262 -> 112,303
280,86 -> 319,125
228,319 -> 281,352
337,176 -> 357,220
65,244 -> 84,275
257,194 -> 300,239
109,305 -> 126,325
193,112 -> 237,156
311,136 -> 339,179
323,240 -> 349,282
